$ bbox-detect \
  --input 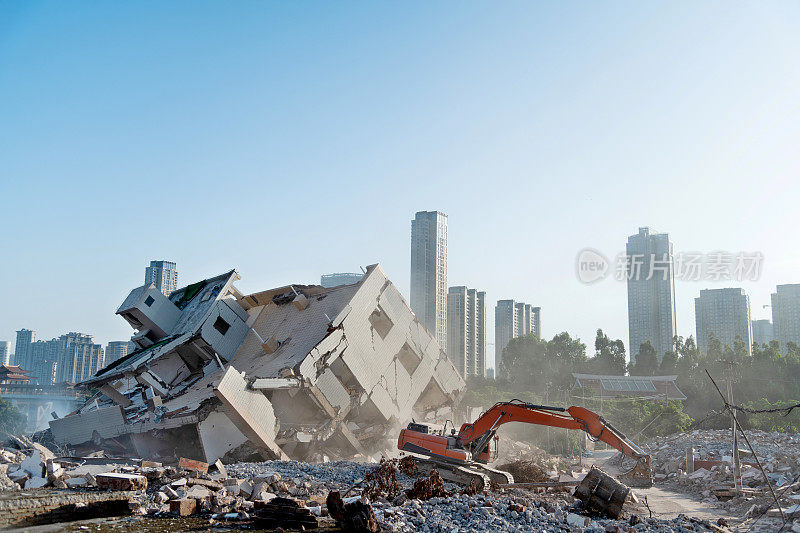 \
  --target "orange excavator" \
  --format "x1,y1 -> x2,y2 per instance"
398,400 -> 652,488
